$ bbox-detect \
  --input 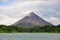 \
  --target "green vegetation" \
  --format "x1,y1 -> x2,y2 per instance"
0,25 -> 60,33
